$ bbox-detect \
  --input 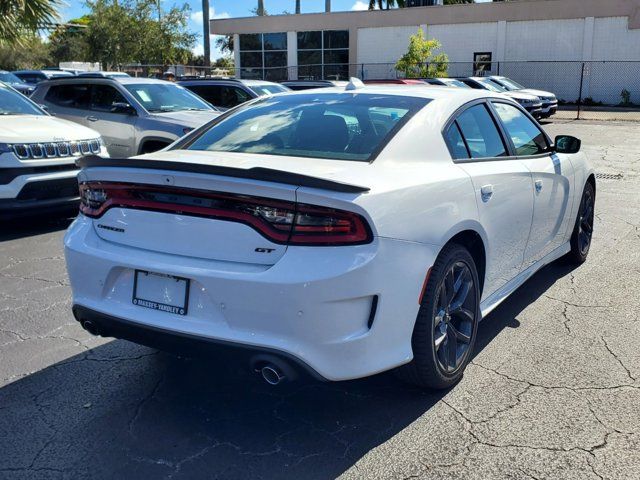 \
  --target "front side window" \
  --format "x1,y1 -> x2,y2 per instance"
186,93 -> 428,162
0,85 -> 44,115
90,85 -> 128,112
123,83 -> 213,113
455,104 -> 507,159
493,102 -> 548,156
44,84 -> 91,109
